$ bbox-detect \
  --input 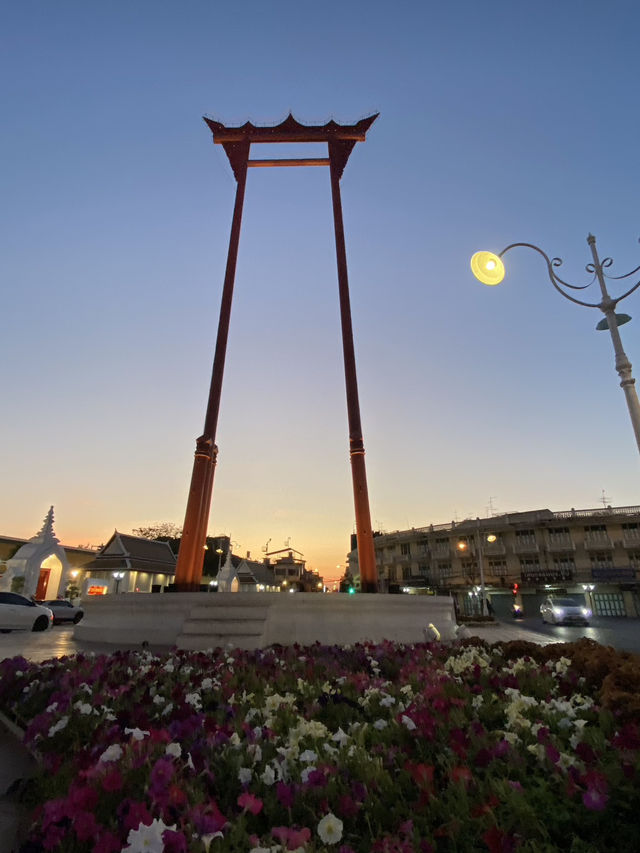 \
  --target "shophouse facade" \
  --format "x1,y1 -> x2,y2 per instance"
350,505 -> 640,618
